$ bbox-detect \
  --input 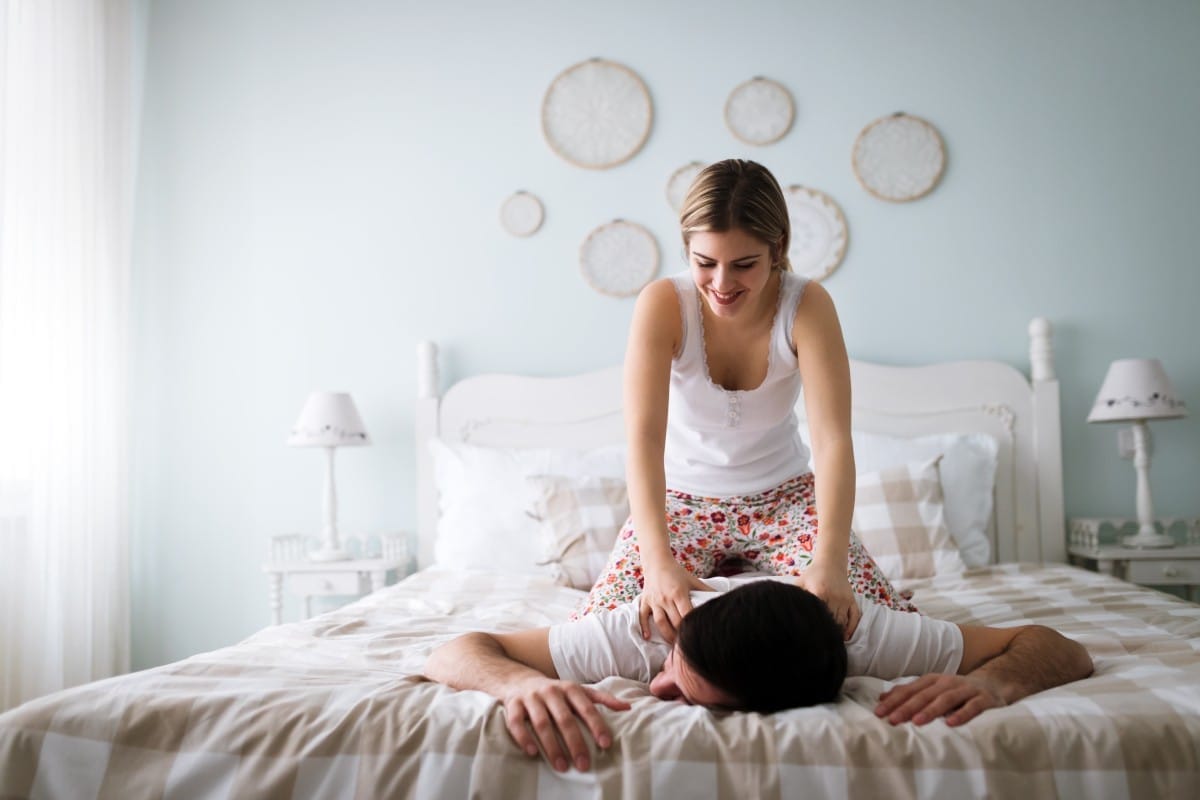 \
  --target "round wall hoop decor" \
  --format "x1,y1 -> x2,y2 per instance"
580,219 -> 659,297
724,77 -> 795,146
665,161 -> 707,213
499,191 -> 544,237
541,58 -> 654,169
852,112 -> 946,202
784,185 -> 848,282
